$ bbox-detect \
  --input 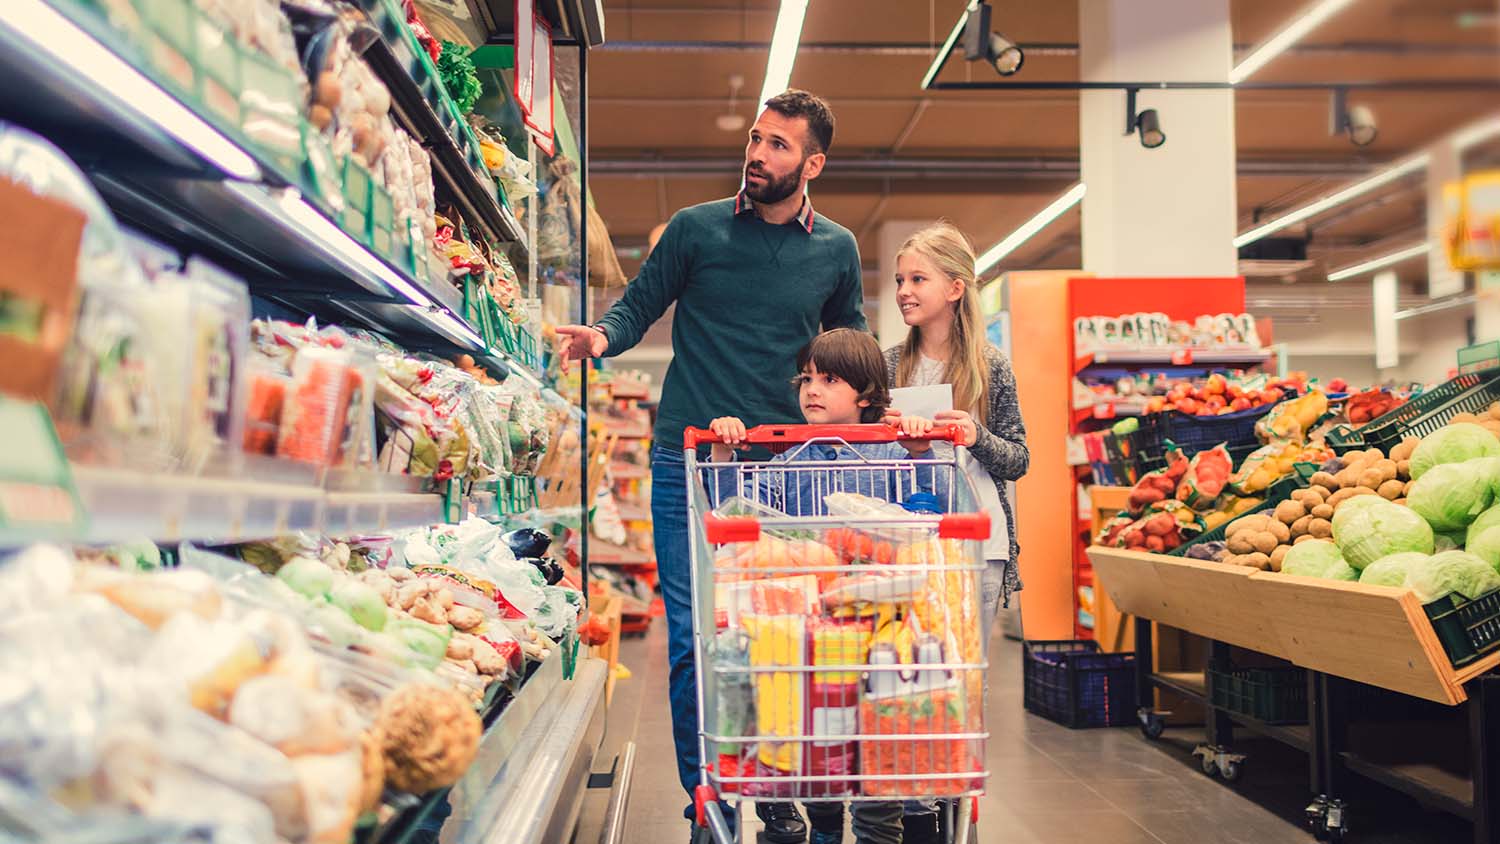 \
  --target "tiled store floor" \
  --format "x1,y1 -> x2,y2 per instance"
573,622 -> 1472,844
